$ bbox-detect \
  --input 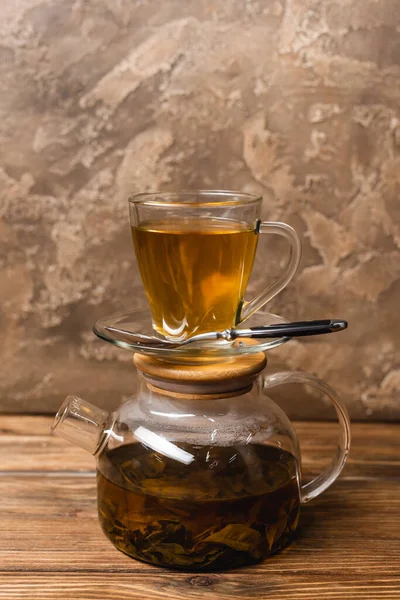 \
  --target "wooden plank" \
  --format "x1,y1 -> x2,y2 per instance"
0,477 -> 399,575
1,417 -> 399,479
0,573 -> 400,600
0,416 -> 55,435
0,435 -> 94,472
296,421 -> 400,479
3,416 -> 400,444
